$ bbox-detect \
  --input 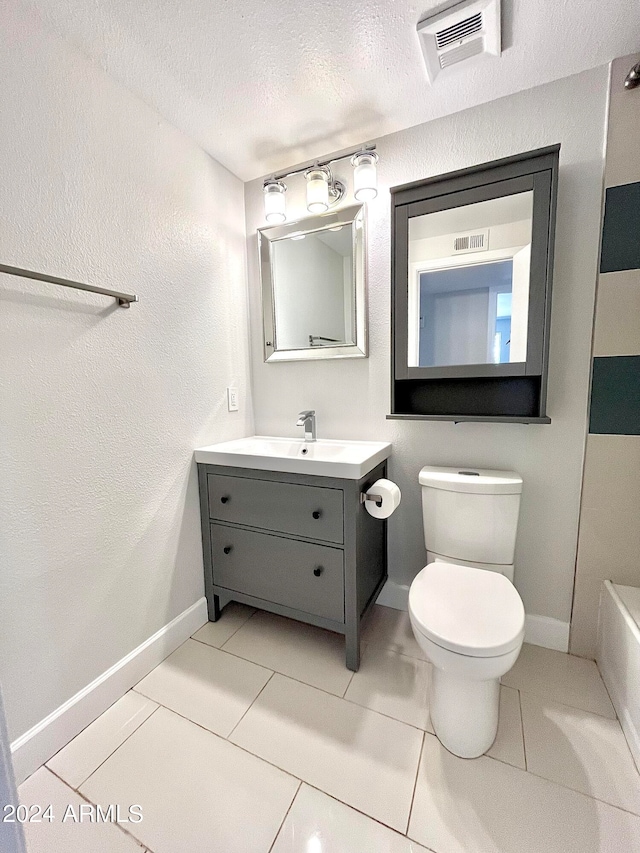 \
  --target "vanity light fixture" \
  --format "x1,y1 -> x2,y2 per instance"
305,168 -> 331,213
352,151 -> 379,201
262,145 -> 377,222
263,180 -> 287,223
625,62 -> 640,89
